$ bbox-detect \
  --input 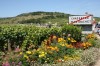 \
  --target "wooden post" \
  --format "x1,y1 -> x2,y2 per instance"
7,39 -> 11,52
